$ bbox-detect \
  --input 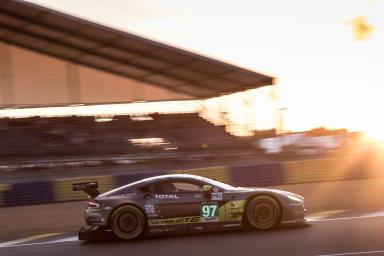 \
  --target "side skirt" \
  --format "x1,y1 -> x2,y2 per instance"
146,222 -> 243,237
